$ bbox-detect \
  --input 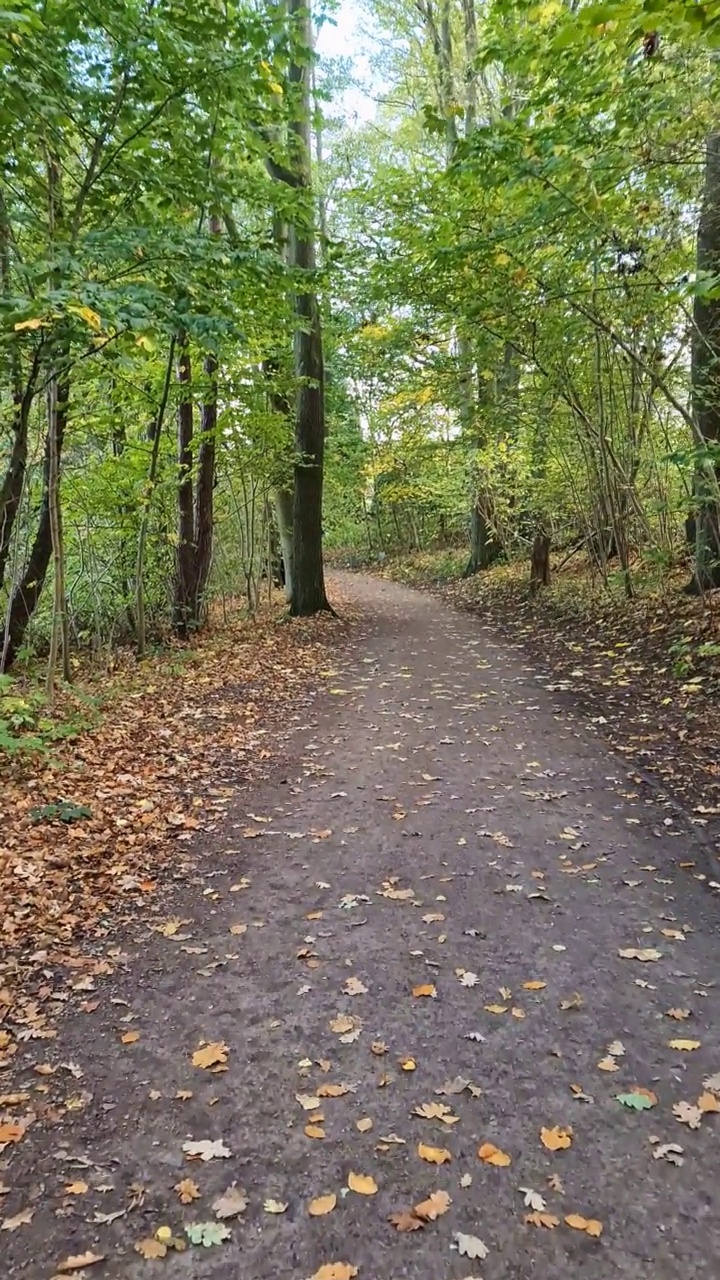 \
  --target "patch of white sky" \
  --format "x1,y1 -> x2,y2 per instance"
315,0 -> 380,125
